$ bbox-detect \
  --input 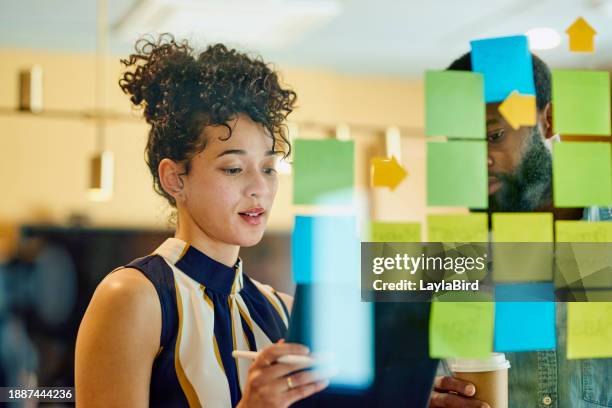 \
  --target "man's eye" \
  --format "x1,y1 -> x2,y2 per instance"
487,129 -> 505,143
222,168 -> 242,175
263,167 -> 277,175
